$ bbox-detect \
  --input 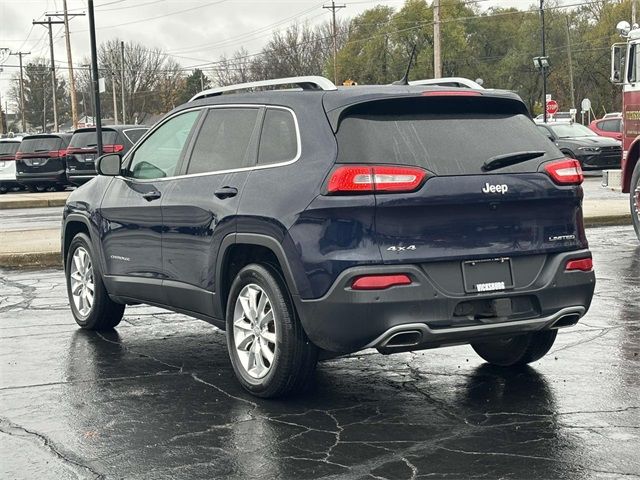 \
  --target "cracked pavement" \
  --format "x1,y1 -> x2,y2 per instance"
0,225 -> 638,479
